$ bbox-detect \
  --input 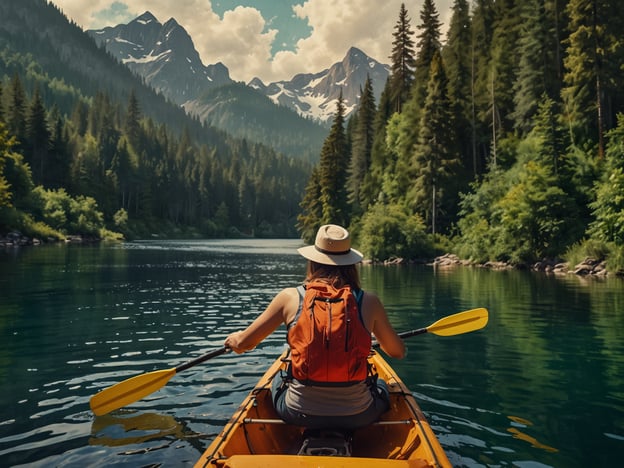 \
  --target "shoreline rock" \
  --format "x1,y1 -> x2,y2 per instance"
0,231 -> 100,248
429,253 -> 616,277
